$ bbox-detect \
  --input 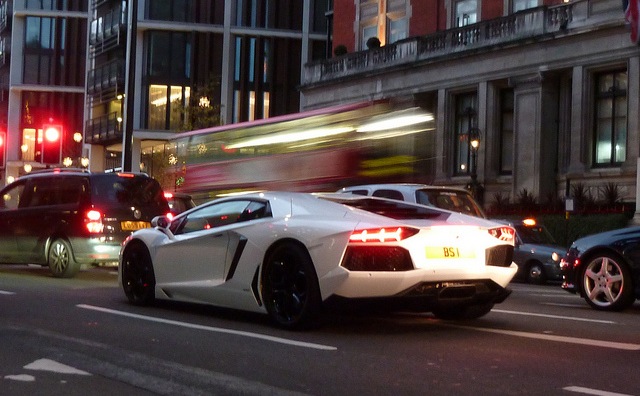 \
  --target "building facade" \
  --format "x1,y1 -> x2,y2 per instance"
302,0 -> 640,211
0,0 -> 88,184
86,0 -> 328,189
0,0 -> 329,189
